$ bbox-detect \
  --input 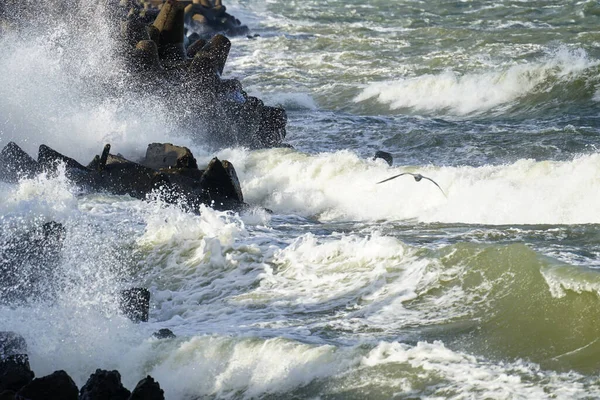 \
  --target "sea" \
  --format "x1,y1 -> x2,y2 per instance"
1,0 -> 600,398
